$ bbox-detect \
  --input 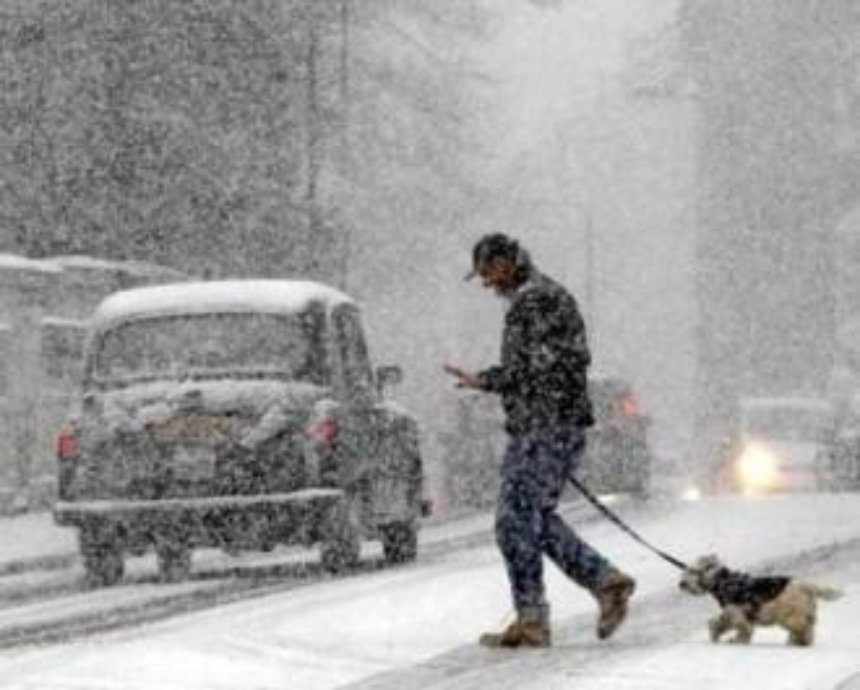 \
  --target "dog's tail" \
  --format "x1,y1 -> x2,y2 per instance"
800,582 -> 844,602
